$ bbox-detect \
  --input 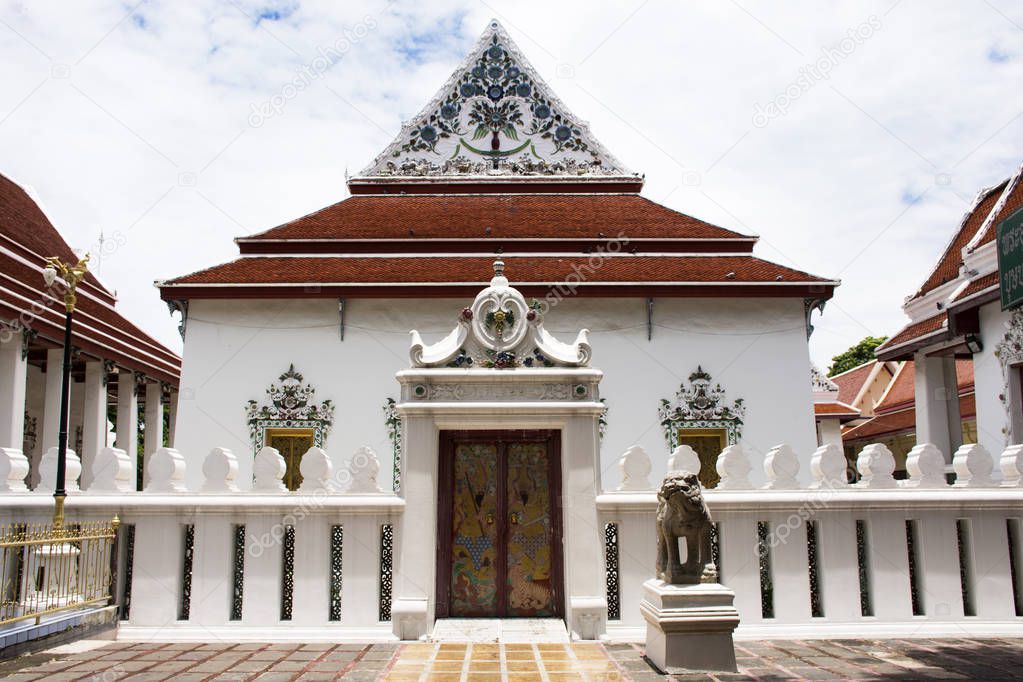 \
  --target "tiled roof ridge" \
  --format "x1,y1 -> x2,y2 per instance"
235,193 -> 758,243
967,160 -> 1023,253
910,179 -> 1007,300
